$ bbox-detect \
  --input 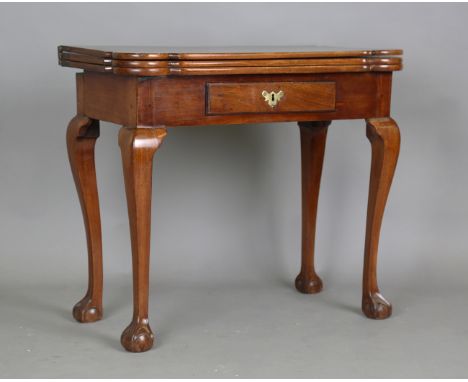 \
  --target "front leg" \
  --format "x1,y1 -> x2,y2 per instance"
119,127 -> 167,352
362,118 -> 400,319
295,121 -> 330,294
67,115 -> 103,323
